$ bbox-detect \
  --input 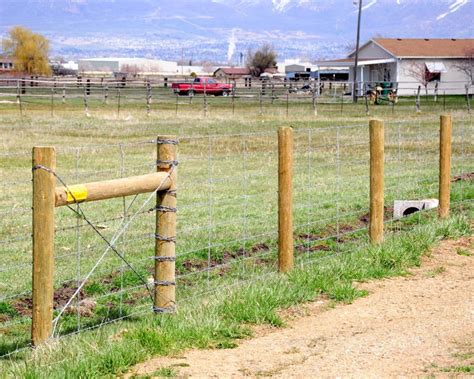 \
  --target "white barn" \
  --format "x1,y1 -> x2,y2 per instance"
324,38 -> 473,95
78,58 -> 178,75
